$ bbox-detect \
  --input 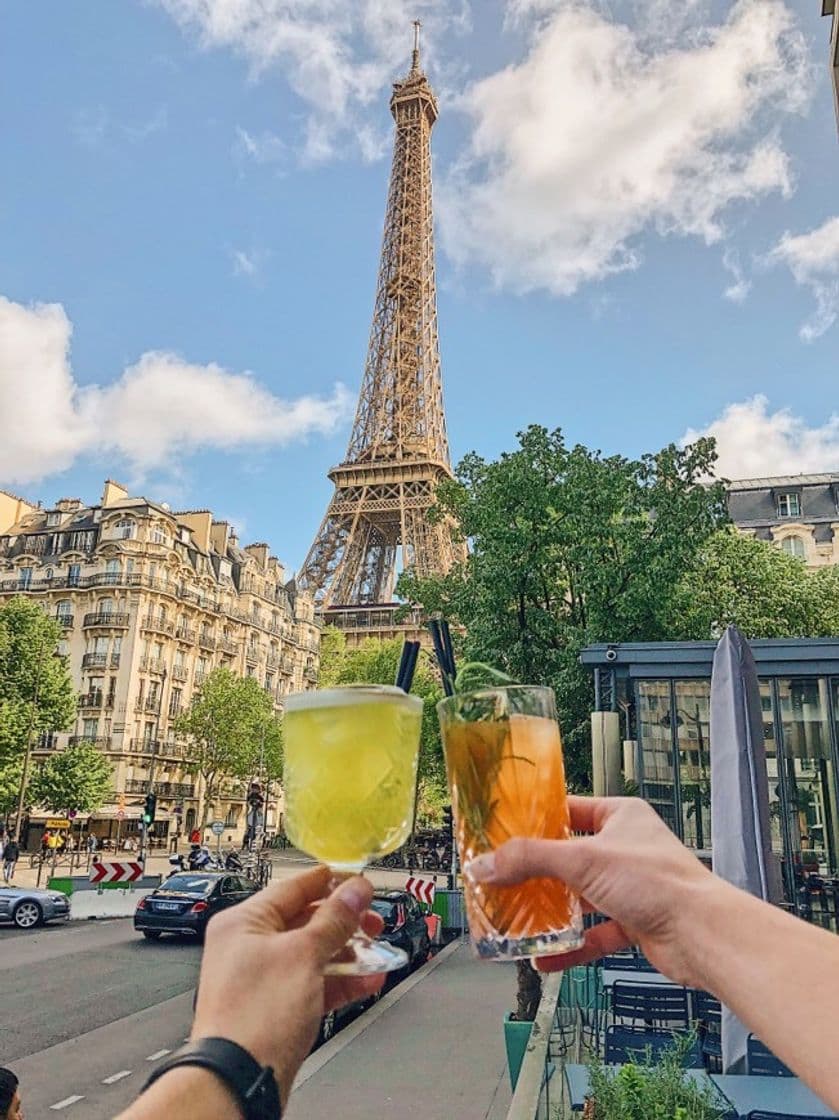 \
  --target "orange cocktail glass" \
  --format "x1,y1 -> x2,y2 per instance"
437,685 -> 583,960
